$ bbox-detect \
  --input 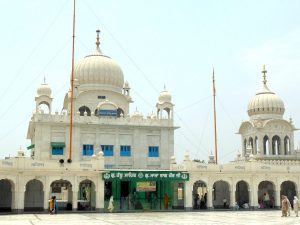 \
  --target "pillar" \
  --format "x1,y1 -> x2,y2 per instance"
43,186 -> 50,210
275,187 -> 281,209
184,181 -> 192,210
96,178 -> 104,212
72,188 -> 78,210
207,187 -> 213,209
230,188 -> 235,208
